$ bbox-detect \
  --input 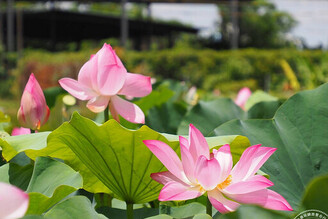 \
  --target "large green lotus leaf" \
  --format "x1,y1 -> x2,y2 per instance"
0,132 -> 50,161
46,113 -> 250,204
26,156 -> 83,214
178,98 -> 246,136
146,215 -> 173,219
247,100 -> 280,119
146,102 -> 187,134
134,84 -> 175,114
22,196 -> 106,219
244,90 -> 278,111
117,83 -> 175,130
0,157 -> 83,215
43,196 -> 107,219
0,162 -> 33,190
47,112 -> 180,204
213,83 -> 328,209
301,174 -> 328,213
0,130 -> 111,194
216,205 -> 289,219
